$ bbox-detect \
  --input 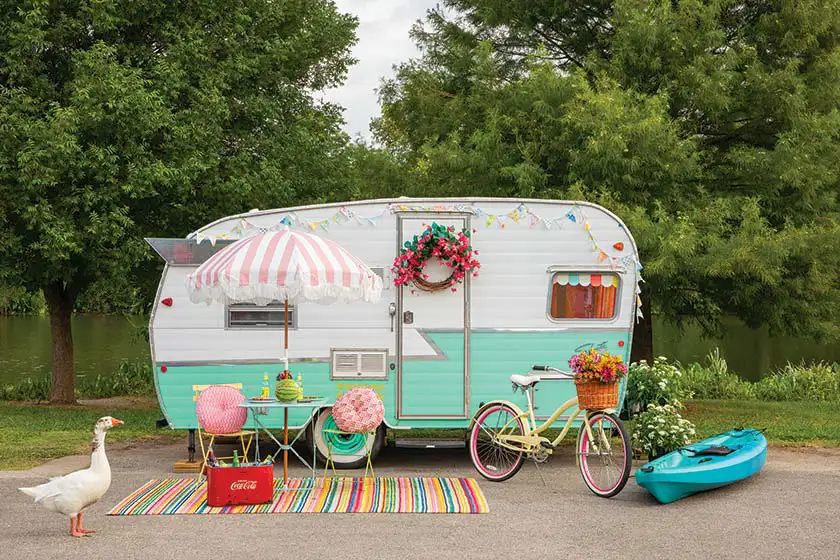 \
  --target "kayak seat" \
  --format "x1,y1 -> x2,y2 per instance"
684,445 -> 736,457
